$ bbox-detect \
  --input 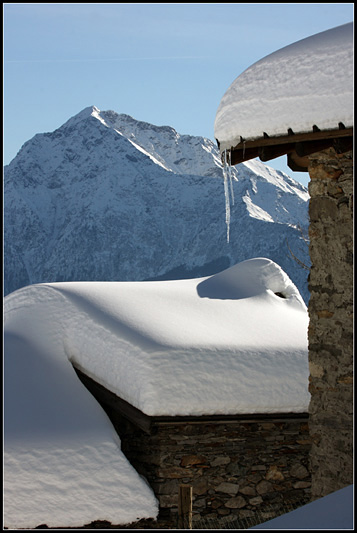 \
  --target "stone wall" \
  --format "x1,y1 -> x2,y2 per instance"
111,413 -> 311,526
307,147 -> 353,499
